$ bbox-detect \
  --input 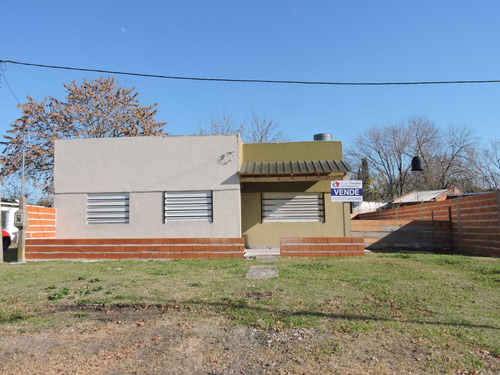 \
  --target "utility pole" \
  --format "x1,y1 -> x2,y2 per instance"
15,195 -> 28,262
14,126 -> 29,262
0,188 -> 3,264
